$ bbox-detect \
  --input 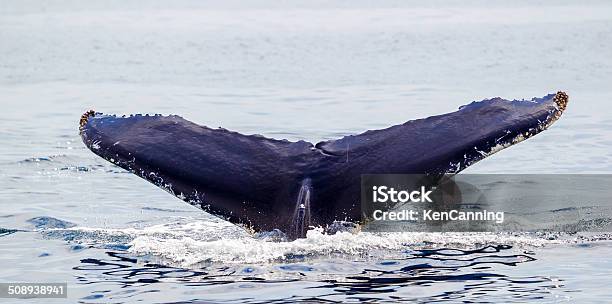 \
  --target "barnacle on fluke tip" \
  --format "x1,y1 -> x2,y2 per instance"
554,91 -> 569,112
79,110 -> 96,133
